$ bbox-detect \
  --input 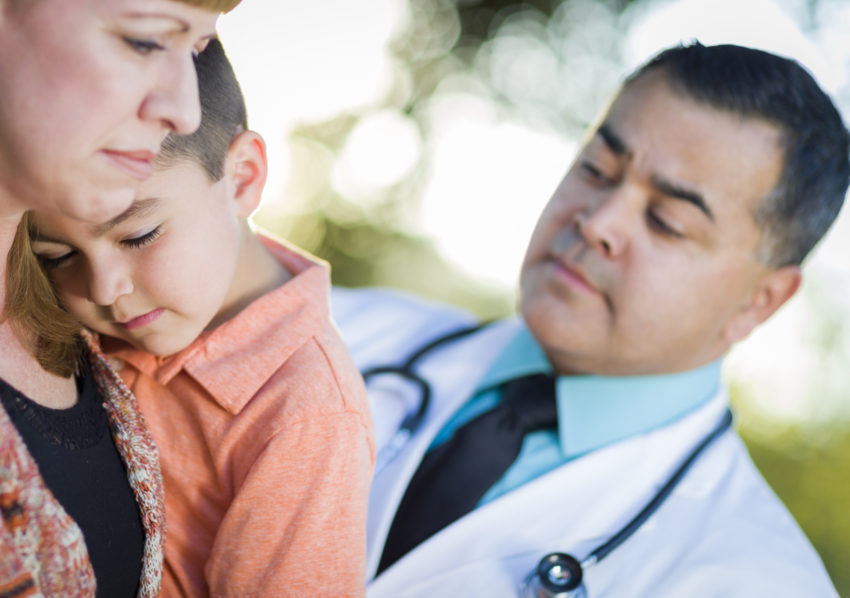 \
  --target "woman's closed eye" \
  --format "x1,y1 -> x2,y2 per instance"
123,37 -> 166,56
